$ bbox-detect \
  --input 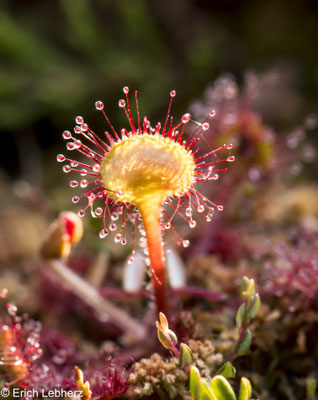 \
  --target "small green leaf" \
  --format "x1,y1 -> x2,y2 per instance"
249,294 -> 261,319
240,277 -> 249,295
237,329 -> 252,356
211,375 -> 236,400
200,380 -> 217,400
168,329 -> 178,346
246,279 -> 255,300
157,328 -> 171,349
158,312 -> 169,330
190,366 -> 201,399
241,292 -> 249,301
216,361 -> 236,378
239,377 -> 252,400
179,343 -> 193,368
236,303 -> 246,328
306,376 -> 316,400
